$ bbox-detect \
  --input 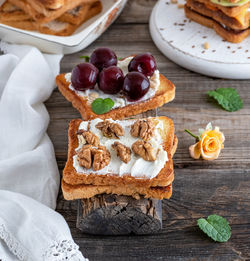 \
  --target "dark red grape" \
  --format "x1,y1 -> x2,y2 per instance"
98,66 -> 124,94
90,47 -> 117,71
122,72 -> 150,101
71,63 -> 98,91
128,53 -> 156,77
